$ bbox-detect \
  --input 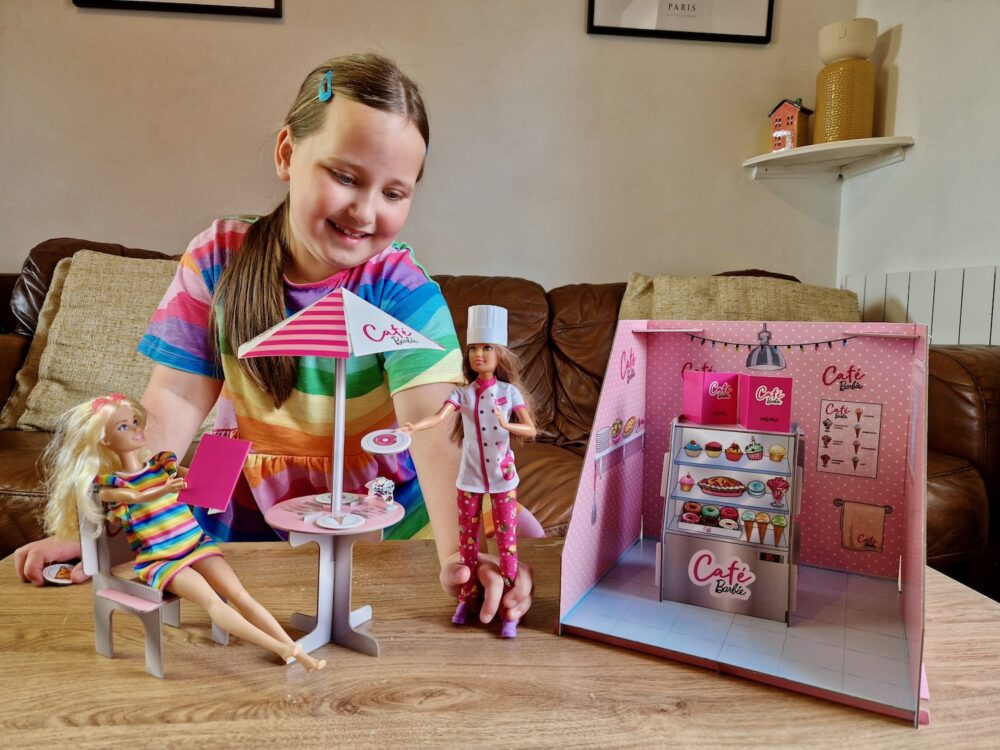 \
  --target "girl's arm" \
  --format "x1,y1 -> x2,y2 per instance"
393,383 -> 534,624
141,364 -> 223,457
397,402 -> 457,434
